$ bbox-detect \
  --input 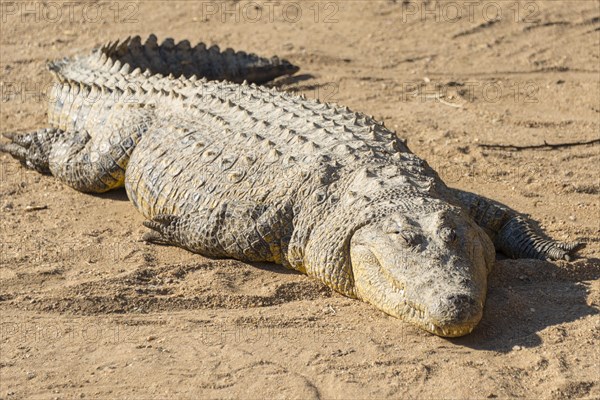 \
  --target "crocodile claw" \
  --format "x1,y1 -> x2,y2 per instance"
0,128 -> 61,174
496,216 -> 586,262
0,141 -> 28,163
142,214 -> 180,245
548,241 -> 586,261
3,131 -> 33,147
